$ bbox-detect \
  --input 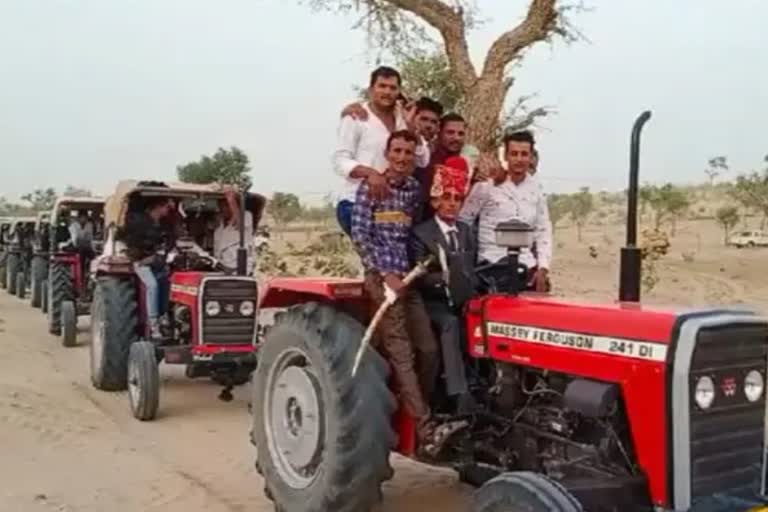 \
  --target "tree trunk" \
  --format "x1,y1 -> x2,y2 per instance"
463,72 -> 508,152
576,222 -> 583,242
